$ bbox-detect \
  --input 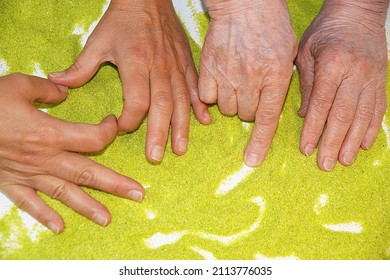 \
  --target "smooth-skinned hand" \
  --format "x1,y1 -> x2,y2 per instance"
0,73 -> 144,233
295,0 -> 389,171
199,0 -> 297,167
48,0 -> 211,164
